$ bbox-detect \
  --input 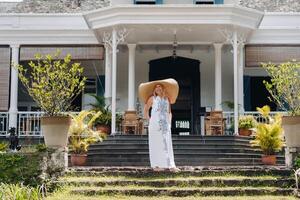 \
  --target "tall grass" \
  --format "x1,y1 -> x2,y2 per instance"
0,183 -> 44,200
